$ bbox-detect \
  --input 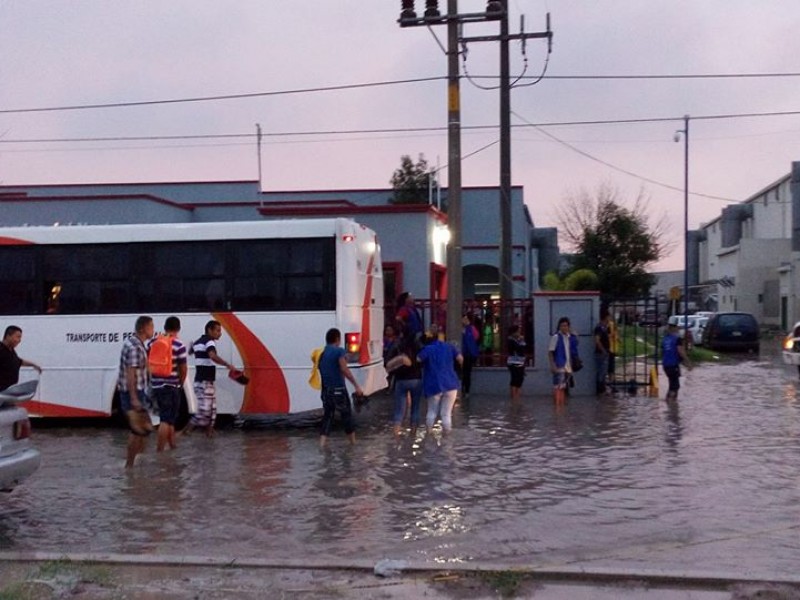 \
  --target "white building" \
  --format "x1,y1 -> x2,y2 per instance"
695,166 -> 794,329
